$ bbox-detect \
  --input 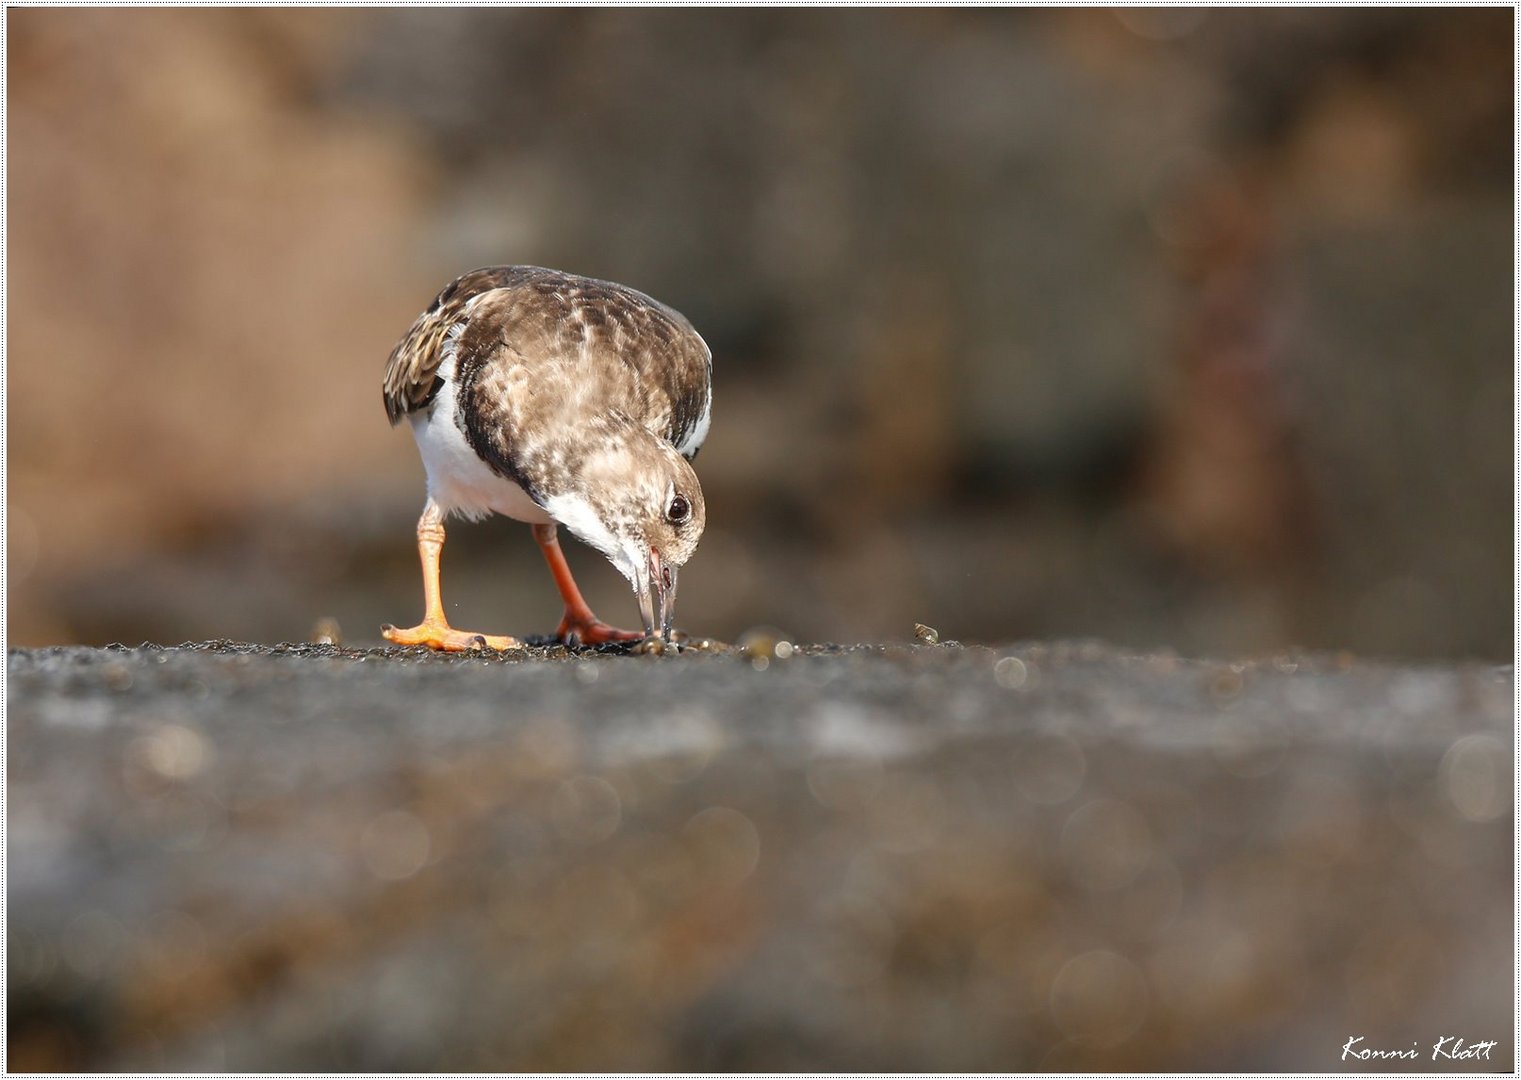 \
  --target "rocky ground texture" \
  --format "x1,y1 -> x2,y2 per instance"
7,639 -> 1513,1071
